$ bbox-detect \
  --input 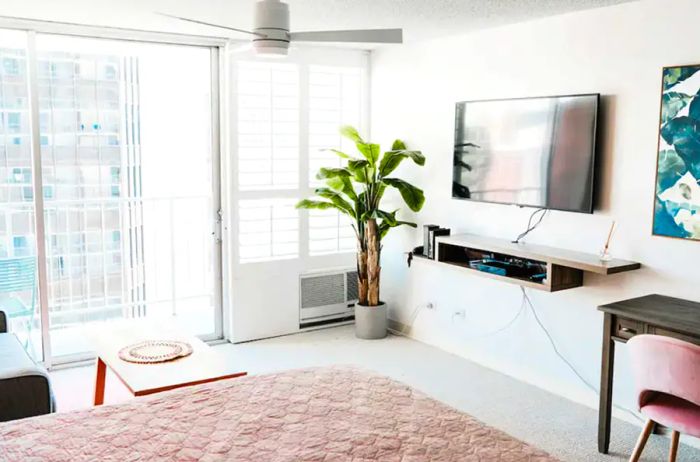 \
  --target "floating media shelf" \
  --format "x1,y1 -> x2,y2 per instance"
414,233 -> 641,292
